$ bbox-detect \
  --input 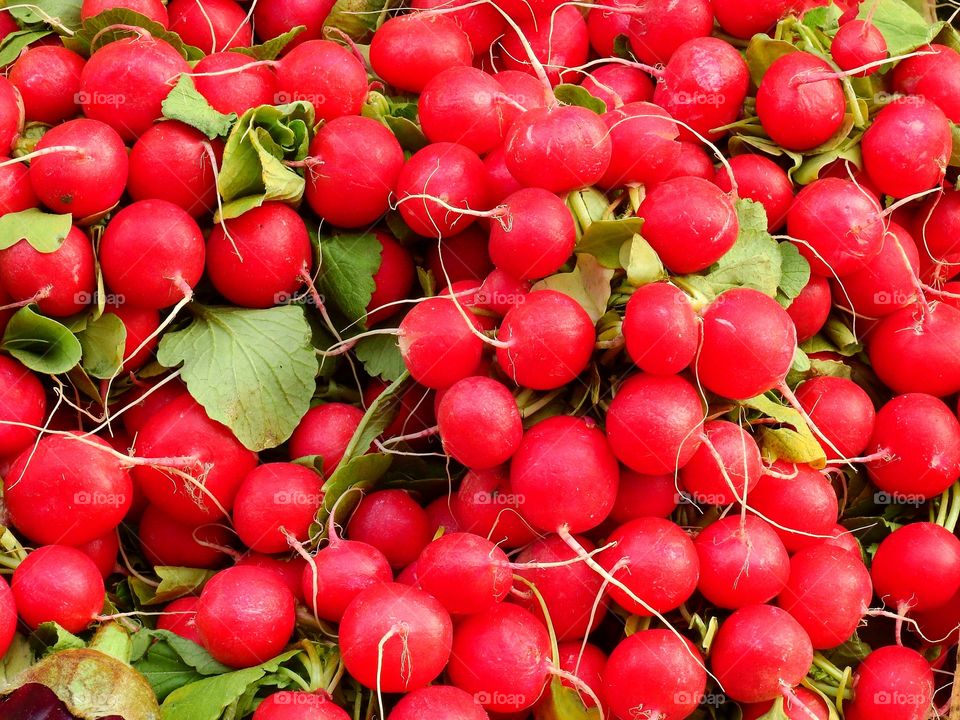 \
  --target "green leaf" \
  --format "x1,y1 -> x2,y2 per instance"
533,254 -> 613,324
324,0 -> 391,41
6,0 -> 82,31
1,305 -> 82,374
129,566 -> 217,606
0,208 -> 73,253
0,634 -> 36,686
157,304 -> 318,451
554,83 -> 606,114
161,75 -> 236,139
34,623 -> 86,655
76,311 -> 126,379
229,26 -> 304,60
0,29 -> 52,65
133,630 -> 231,701
63,8 -> 203,59
533,677 -> 600,720
741,393 -> 827,468
777,241 -> 812,305
354,330 -> 404,381
576,217 -> 644,268
745,34 -> 798,86
343,371 -> 411,461
950,123 -> 960,168
857,0 -> 943,56
383,115 -> 428,151
619,234 -> 665,287
317,231 -> 383,329
803,3 -> 842,32
315,453 -> 393,534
